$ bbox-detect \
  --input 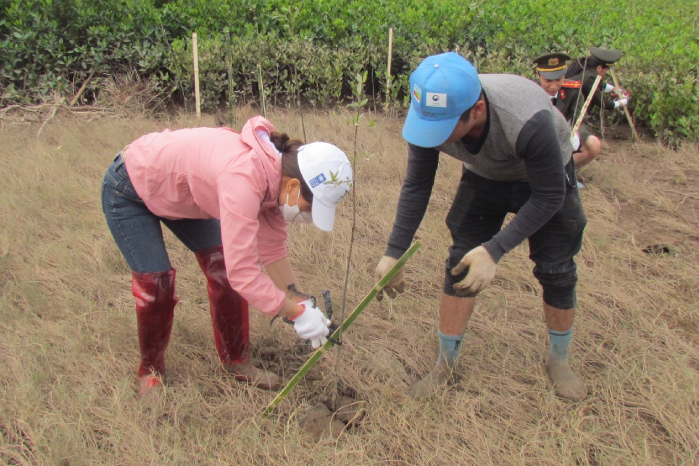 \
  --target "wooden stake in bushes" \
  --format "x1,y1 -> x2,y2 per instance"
385,27 -> 393,113
262,240 -> 422,417
192,32 -> 201,118
224,28 -> 234,127
257,63 -> 266,118
609,68 -> 641,142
